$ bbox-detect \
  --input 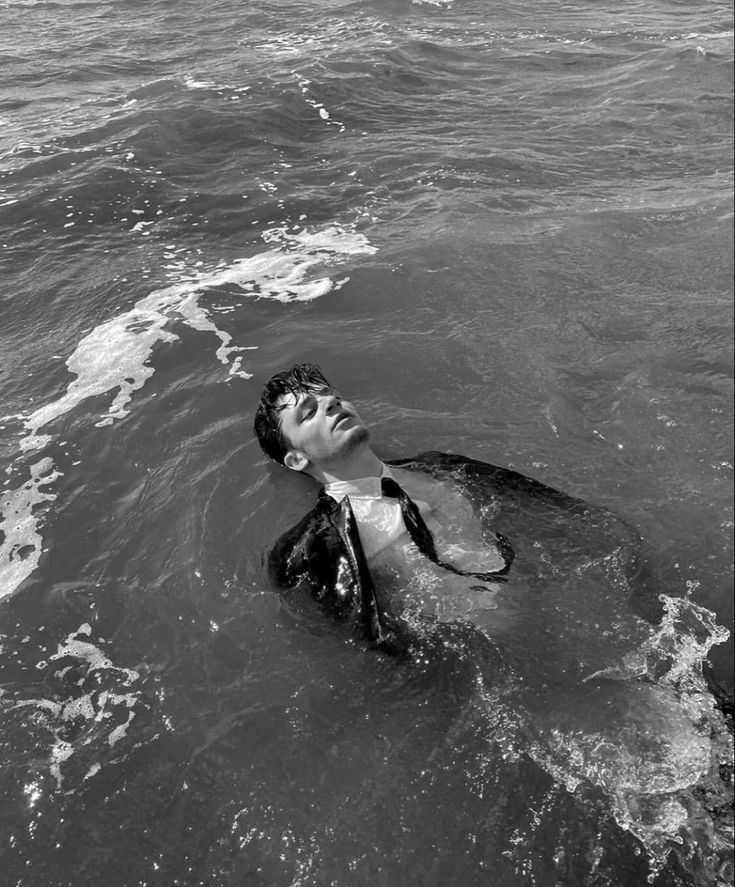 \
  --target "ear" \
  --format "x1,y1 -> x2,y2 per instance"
284,449 -> 309,473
